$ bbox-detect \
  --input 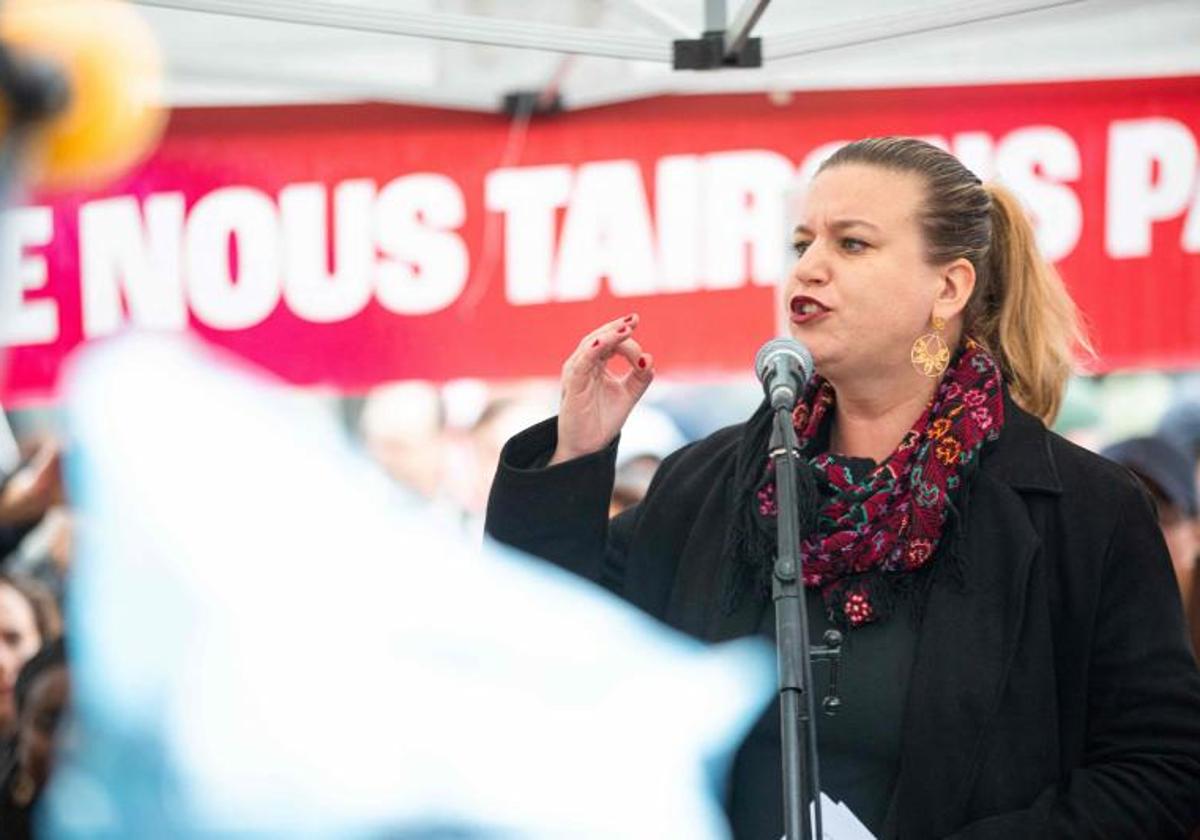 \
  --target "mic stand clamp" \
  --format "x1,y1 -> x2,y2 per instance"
770,405 -> 824,840
812,629 -> 844,716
